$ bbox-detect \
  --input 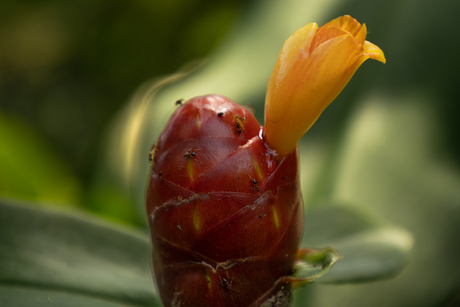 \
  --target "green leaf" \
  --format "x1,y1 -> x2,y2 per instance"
0,197 -> 412,306
298,205 -> 413,285
0,198 -> 160,307
295,91 -> 460,306
314,227 -> 413,284
0,287 -> 133,307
